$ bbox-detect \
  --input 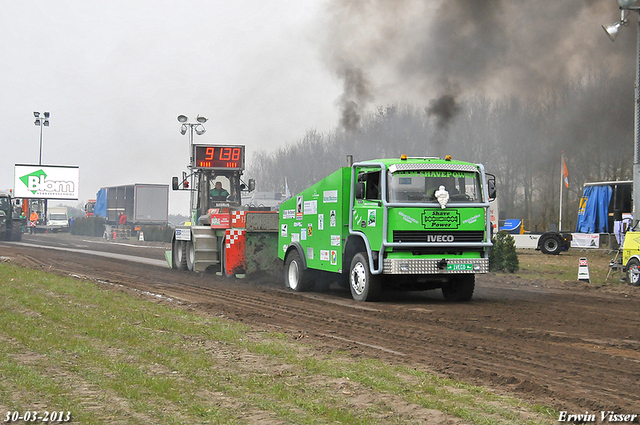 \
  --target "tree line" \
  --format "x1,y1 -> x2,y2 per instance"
248,68 -> 633,232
